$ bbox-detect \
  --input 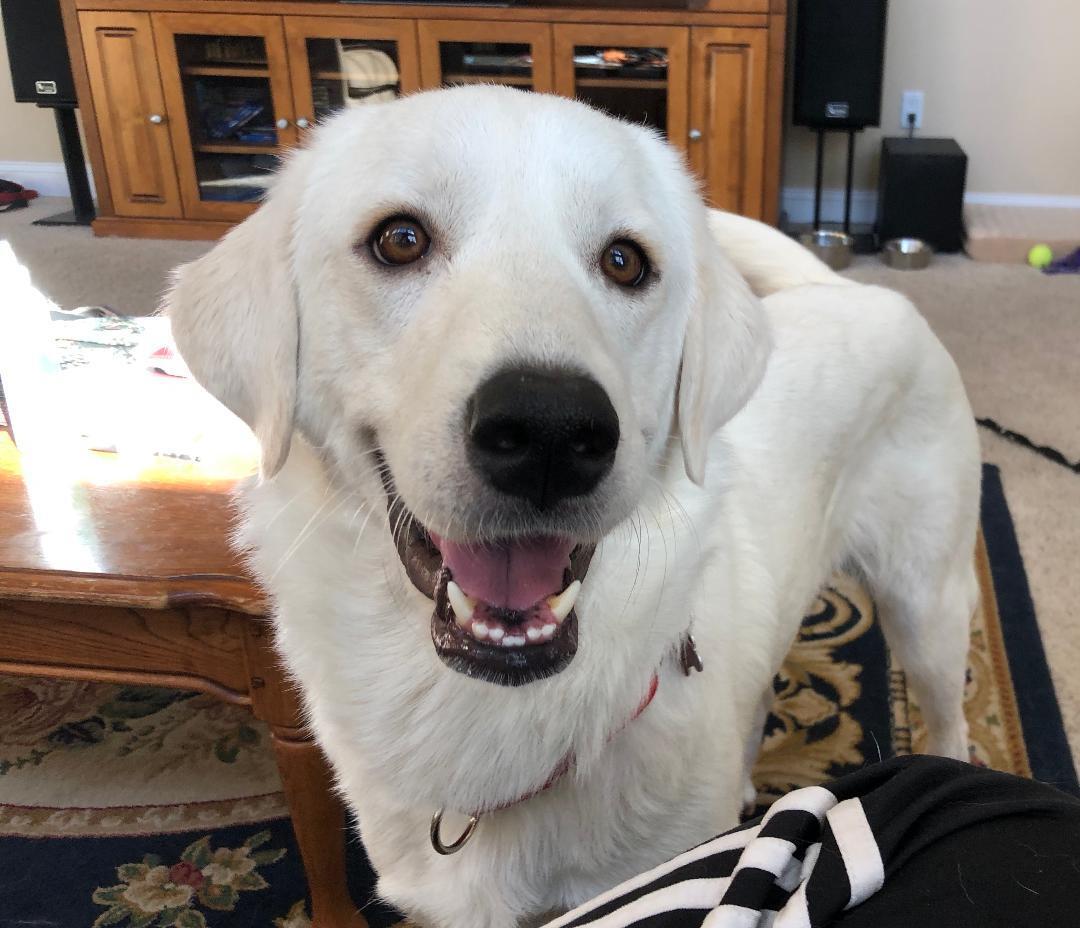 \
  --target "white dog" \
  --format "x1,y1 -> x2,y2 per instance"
168,87 -> 980,928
